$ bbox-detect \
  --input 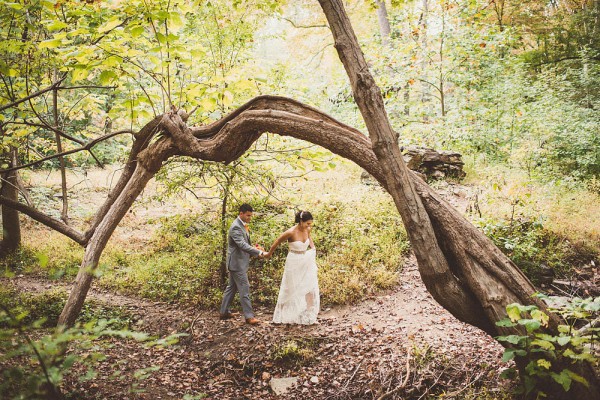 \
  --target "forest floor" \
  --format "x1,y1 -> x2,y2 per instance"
6,254 -> 510,399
